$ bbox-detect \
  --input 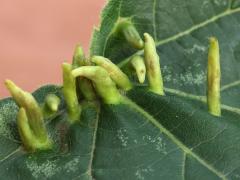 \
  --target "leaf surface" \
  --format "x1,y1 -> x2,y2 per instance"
90,0 -> 240,179
1,0 -> 240,179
